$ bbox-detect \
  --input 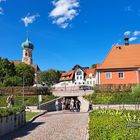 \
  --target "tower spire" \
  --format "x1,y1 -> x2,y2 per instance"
26,30 -> 29,41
